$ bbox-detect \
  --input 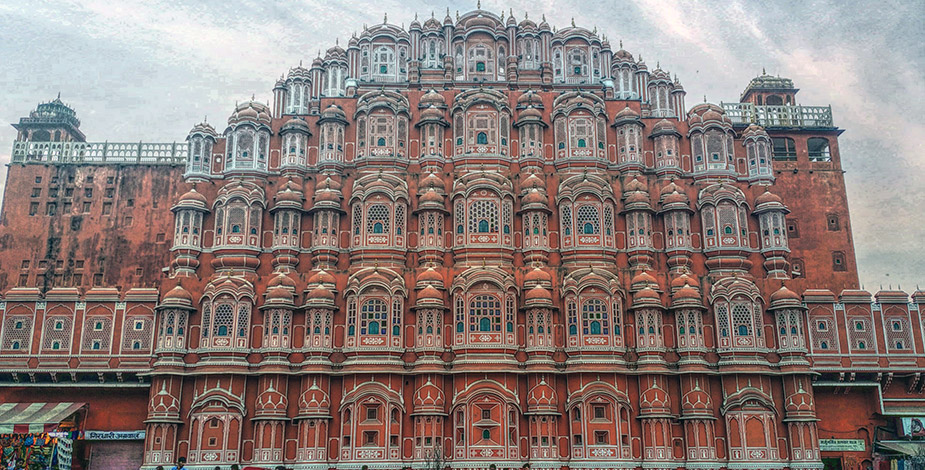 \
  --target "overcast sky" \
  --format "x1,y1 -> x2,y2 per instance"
0,0 -> 922,292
